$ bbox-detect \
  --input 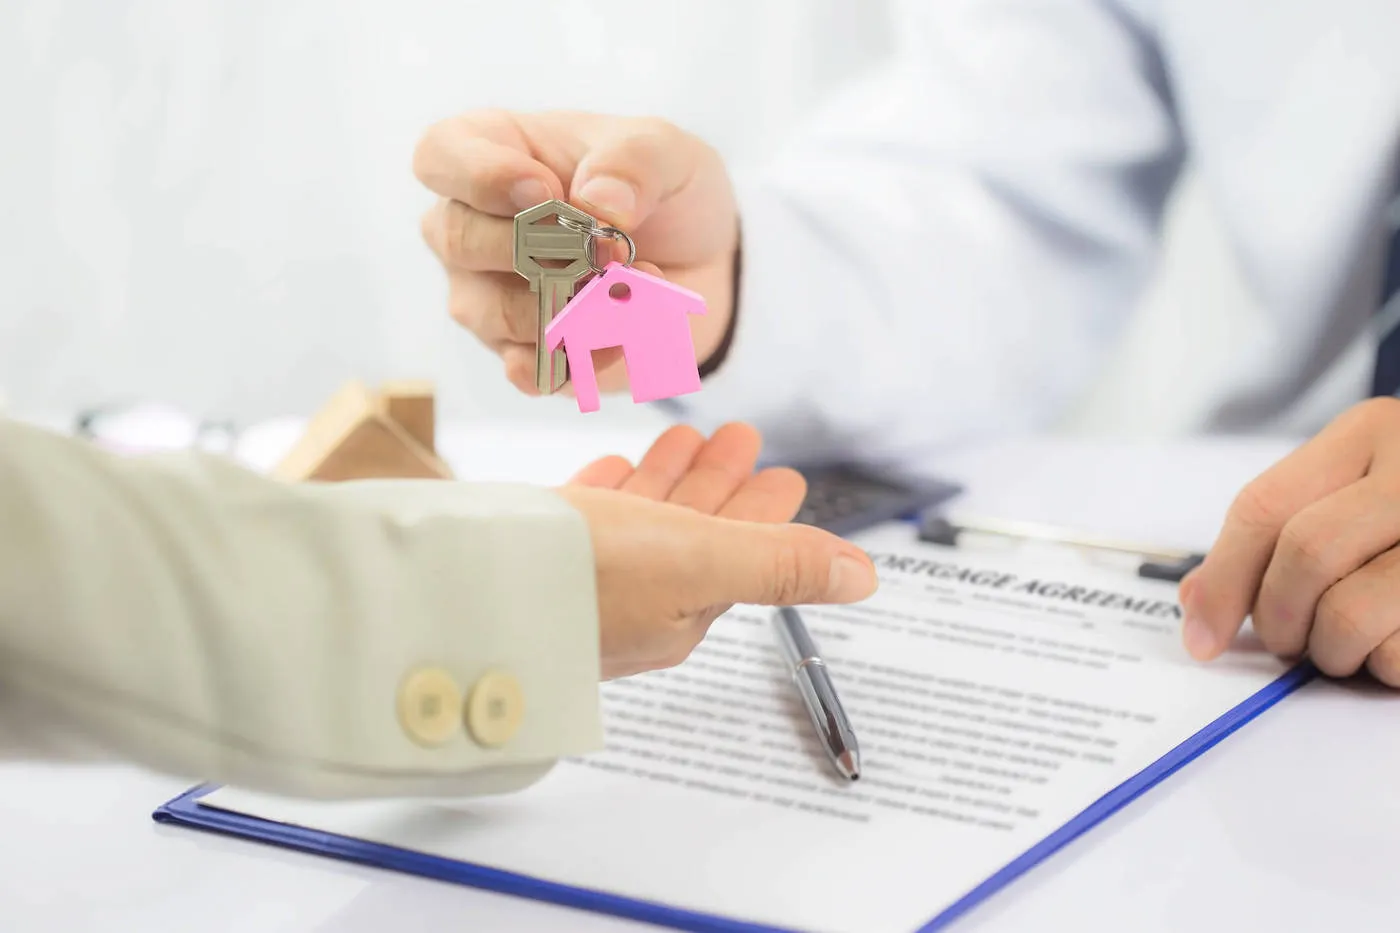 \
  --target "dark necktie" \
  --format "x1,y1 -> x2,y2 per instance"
1368,193 -> 1400,397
